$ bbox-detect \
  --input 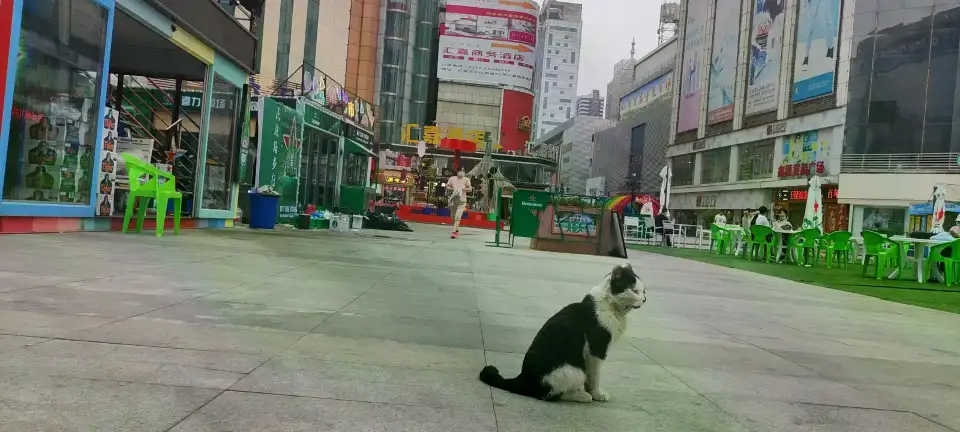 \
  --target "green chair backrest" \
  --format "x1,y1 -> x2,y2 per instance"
750,225 -> 774,242
120,152 -> 175,194
710,223 -> 723,239
795,228 -> 821,247
929,239 -> 960,261
862,230 -> 896,254
824,231 -> 853,250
